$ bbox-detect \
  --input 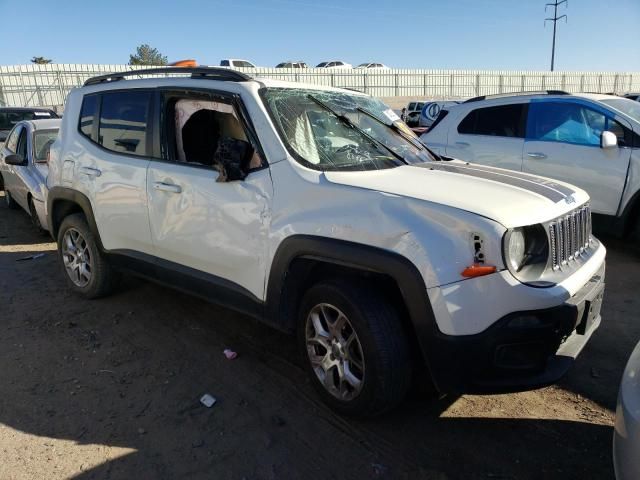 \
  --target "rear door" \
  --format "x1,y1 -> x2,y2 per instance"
522,99 -> 632,215
445,102 -> 527,171
146,88 -> 273,302
73,90 -> 154,254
